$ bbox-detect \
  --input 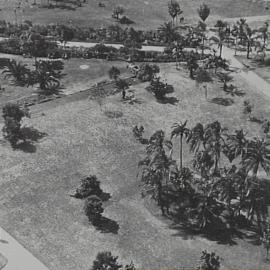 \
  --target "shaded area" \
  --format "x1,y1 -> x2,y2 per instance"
210,97 -> 234,106
94,216 -> 120,234
157,96 -> 179,105
104,110 -> 123,119
15,127 -> 47,153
